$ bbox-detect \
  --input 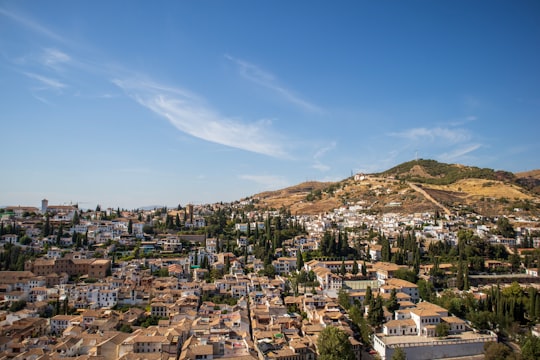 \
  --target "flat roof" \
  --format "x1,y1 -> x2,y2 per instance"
375,331 -> 496,347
